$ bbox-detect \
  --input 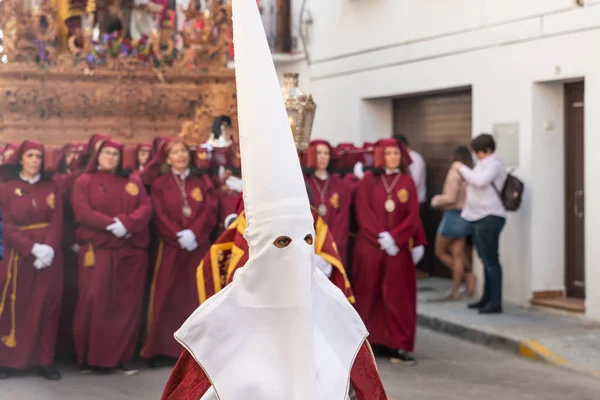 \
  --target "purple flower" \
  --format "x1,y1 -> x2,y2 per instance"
85,53 -> 96,65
